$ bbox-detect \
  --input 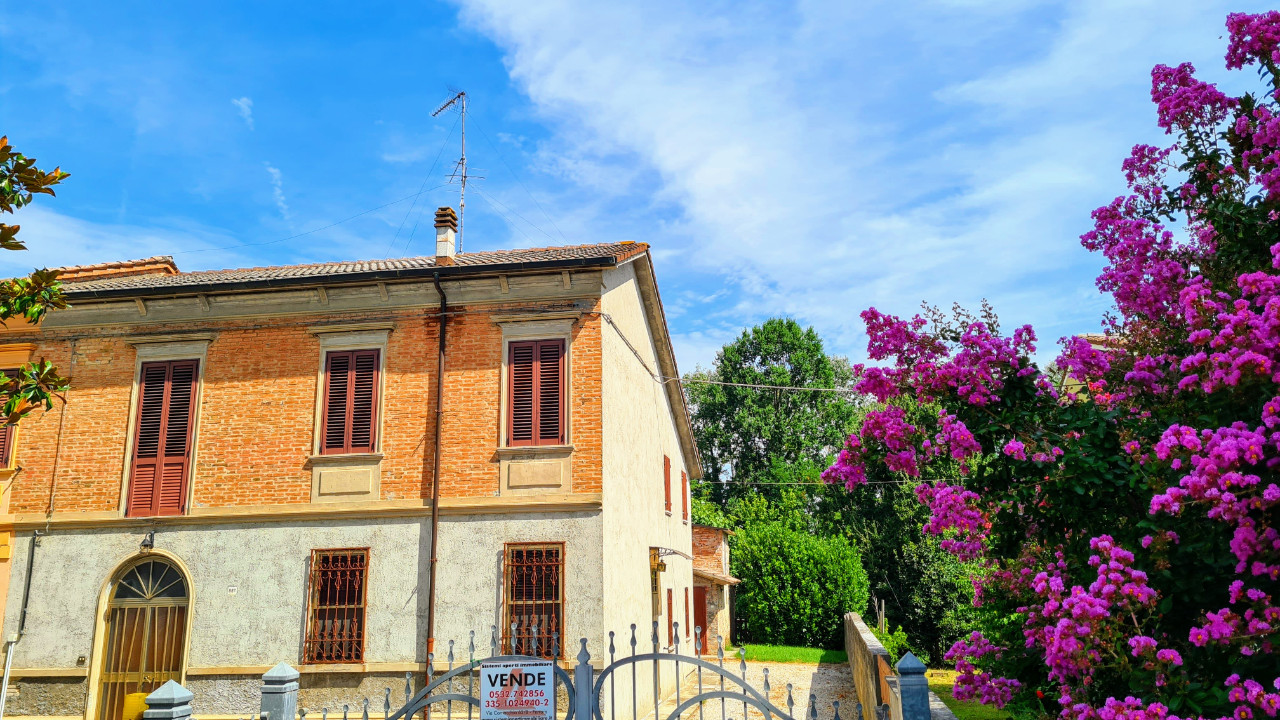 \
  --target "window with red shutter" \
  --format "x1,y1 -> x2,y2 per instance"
684,587 -> 690,637
666,588 -> 674,646
507,340 -> 565,447
321,350 -> 380,455
664,455 -> 672,513
128,360 -> 199,517
0,369 -> 15,469
681,471 -> 689,522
